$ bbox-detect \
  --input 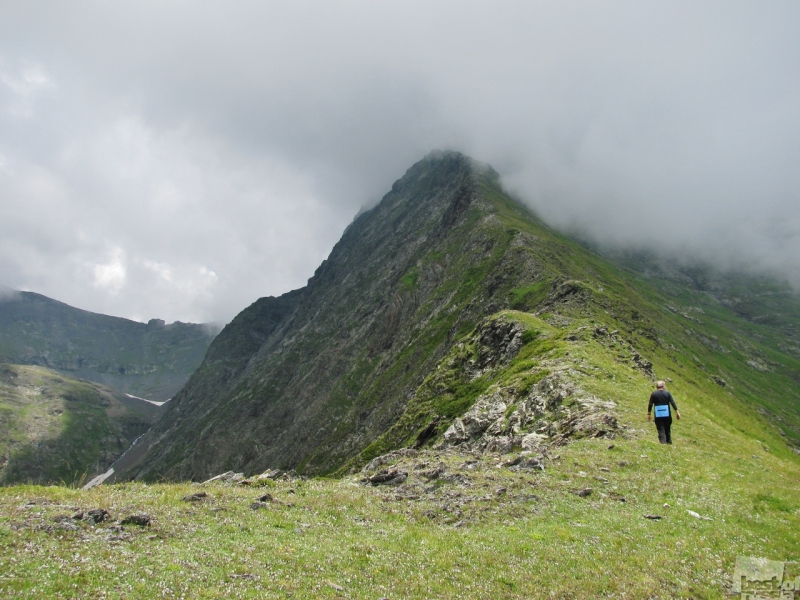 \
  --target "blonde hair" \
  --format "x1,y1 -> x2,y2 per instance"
656,381 -> 665,389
